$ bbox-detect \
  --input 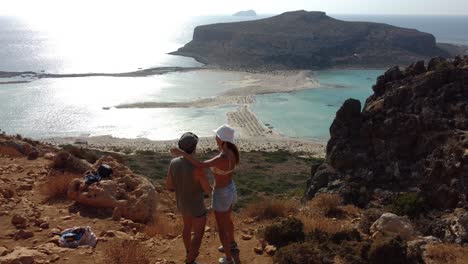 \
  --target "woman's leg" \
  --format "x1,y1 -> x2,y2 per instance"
226,207 -> 236,247
216,210 -> 233,261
